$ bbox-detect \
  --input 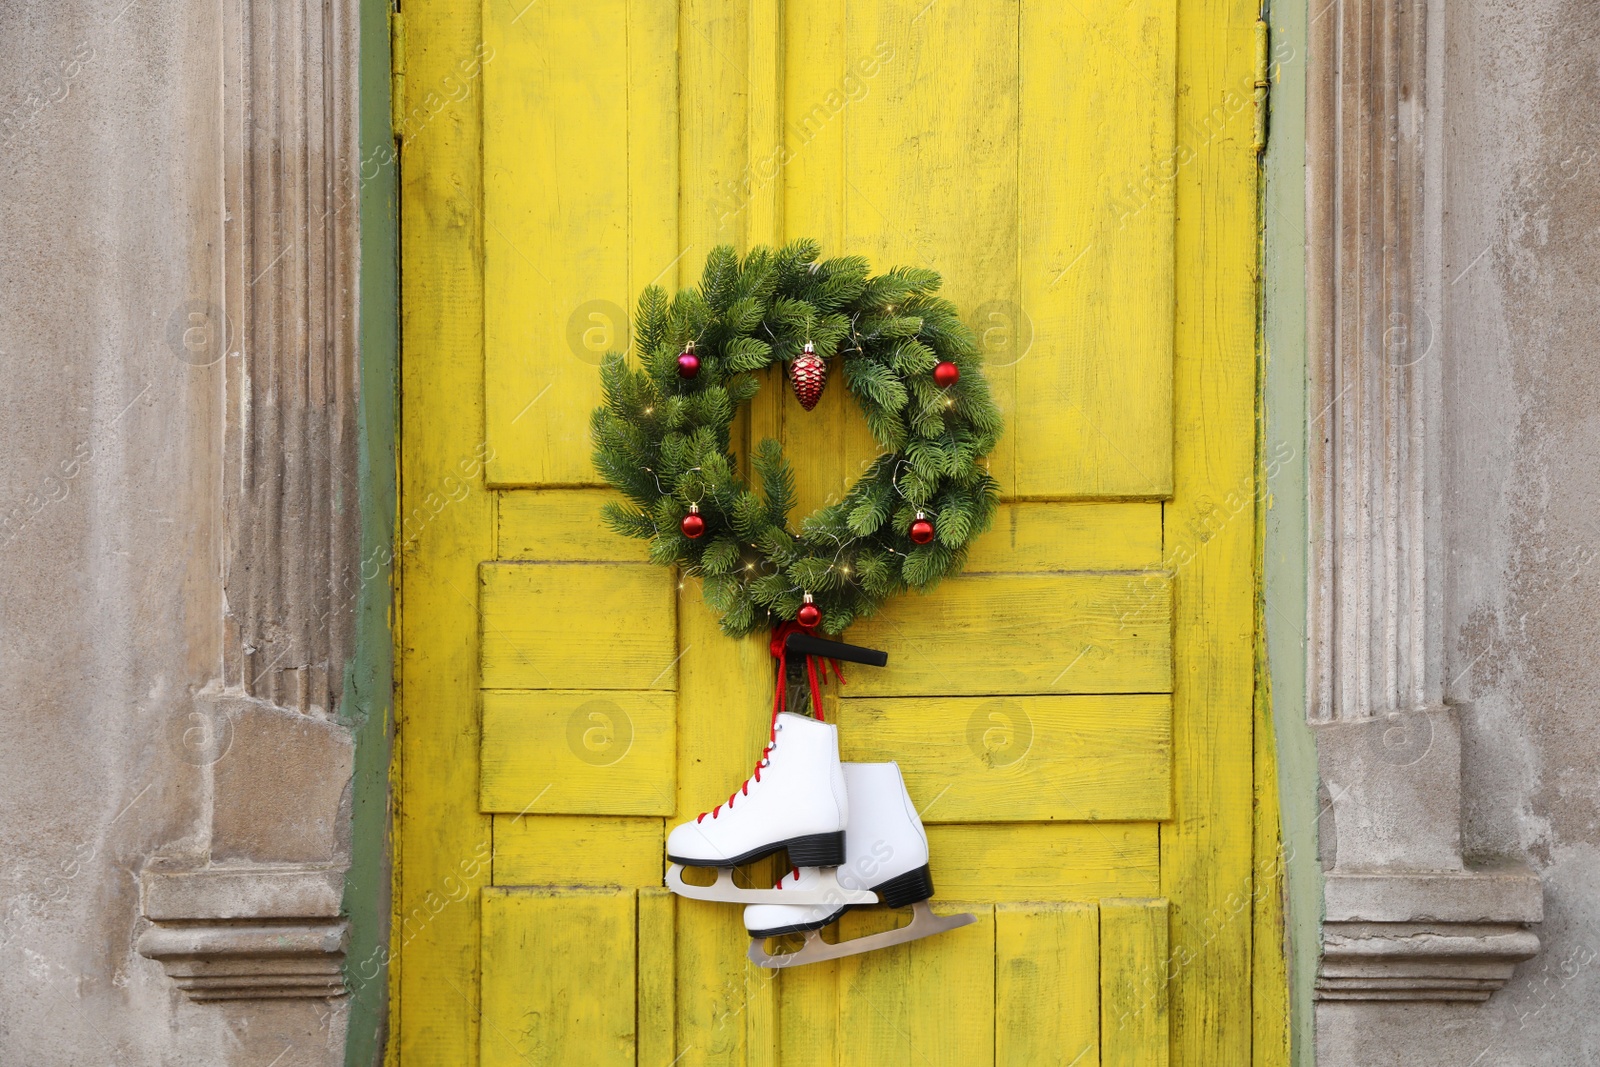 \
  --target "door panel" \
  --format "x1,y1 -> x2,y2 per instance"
995,902 -> 1099,1067
836,694 -> 1172,822
400,0 -> 1270,1062
479,562 -> 677,689
1100,898 -> 1172,1067
842,574 -> 1171,696
481,888 -> 637,1067
491,815 -> 665,887
483,0 -> 678,486
481,692 -> 676,816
